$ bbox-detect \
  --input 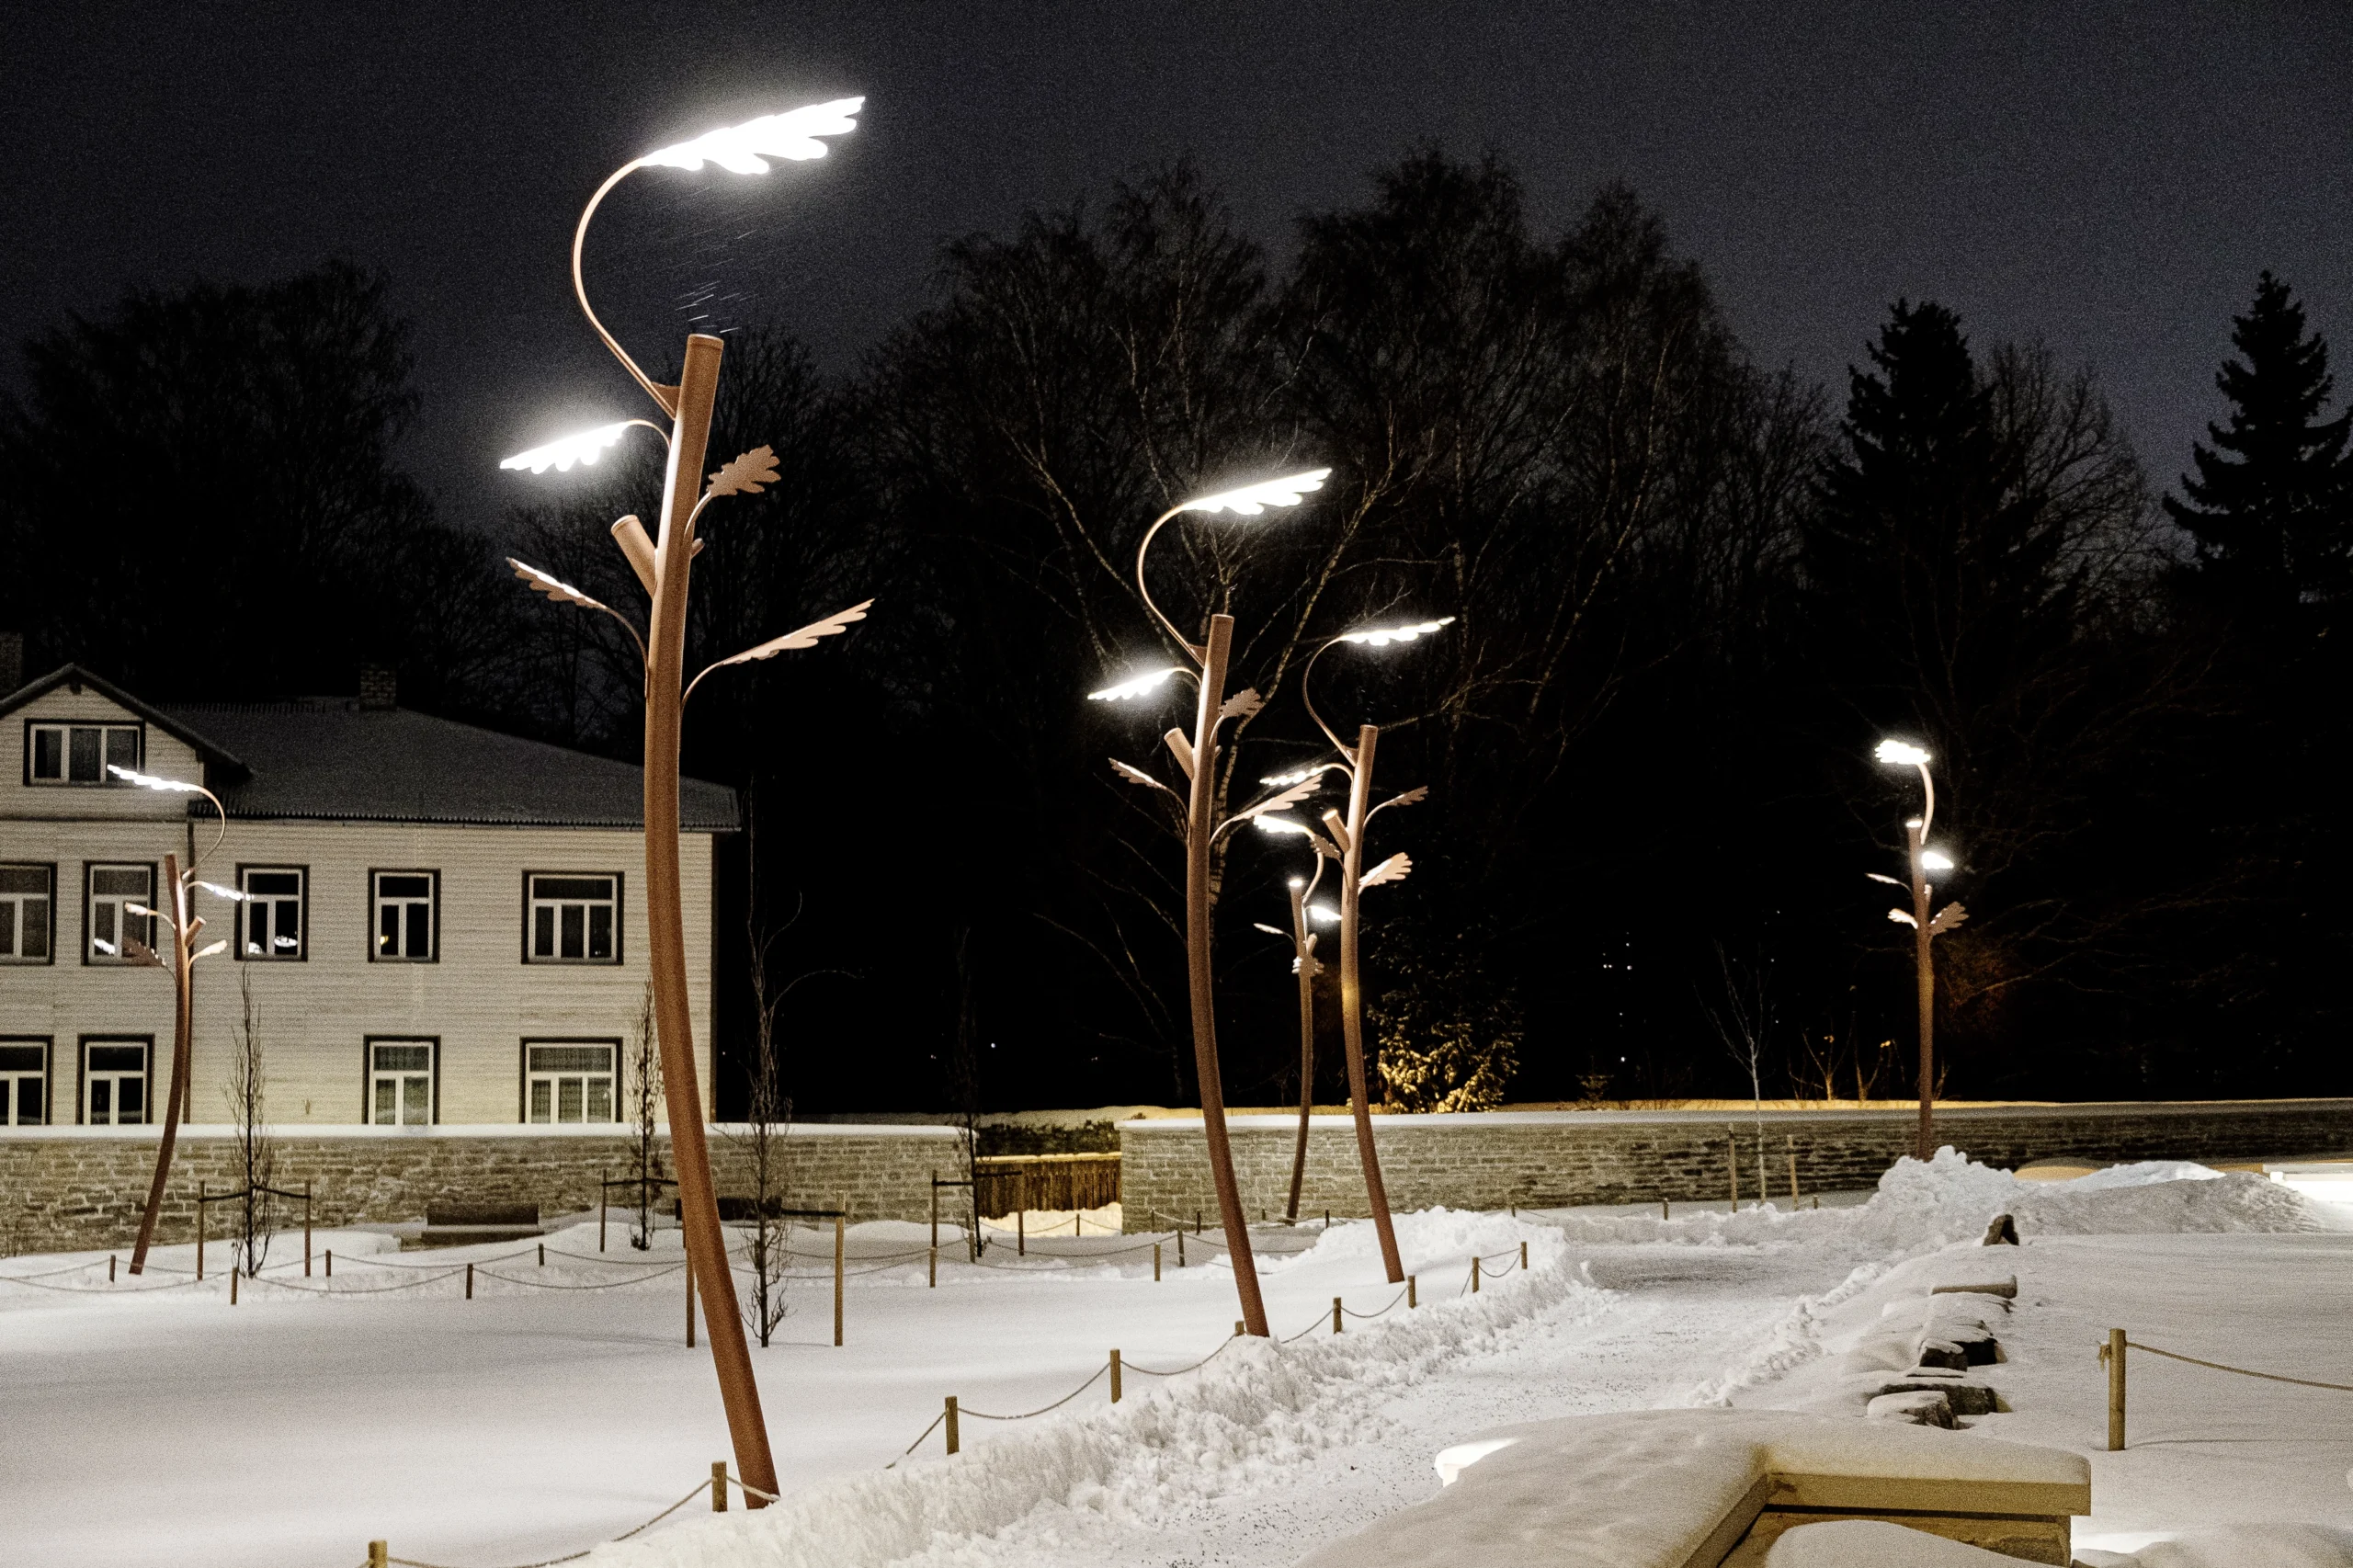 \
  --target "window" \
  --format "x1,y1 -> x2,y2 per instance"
1,864 -> 53,962
523,1041 -> 618,1123
367,1040 -> 437,1125
85,864 -> 154,962
240,867 -> 305,960
0,1040 -> 50,1126
26,722 -> 141,785
371,871 -> 437,961
80,1038 -> 150,1126
525,874 -> 620,964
